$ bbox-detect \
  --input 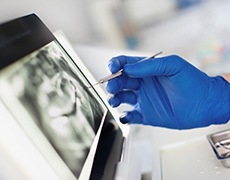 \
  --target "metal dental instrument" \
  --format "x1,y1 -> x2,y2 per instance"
92,51 -> 163,87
